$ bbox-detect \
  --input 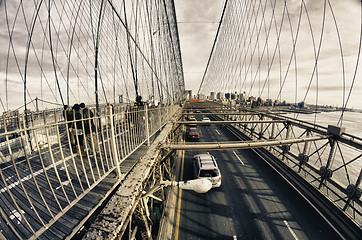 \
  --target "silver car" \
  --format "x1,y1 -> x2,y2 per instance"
193,154 -> 221,188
